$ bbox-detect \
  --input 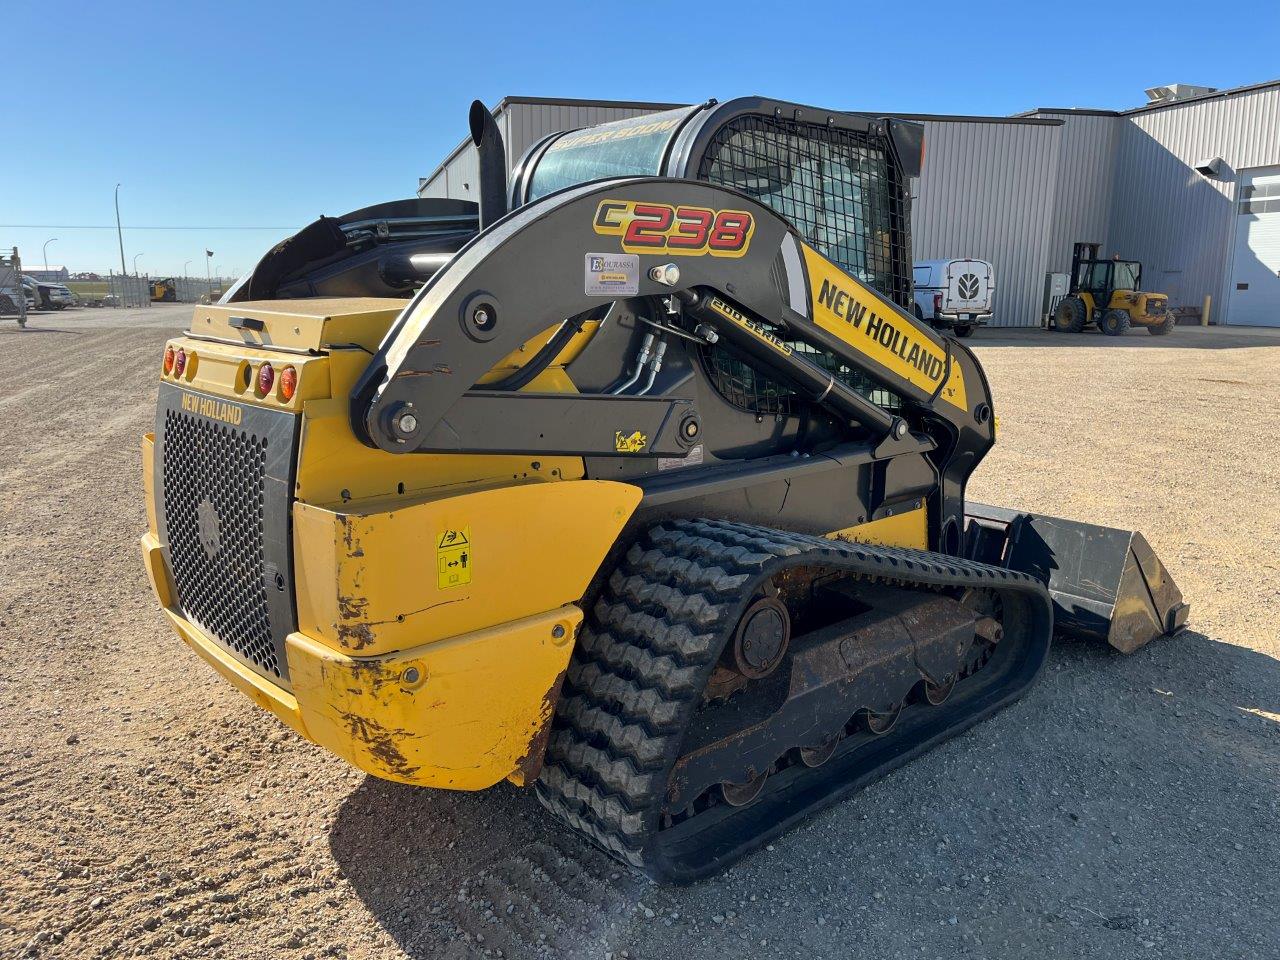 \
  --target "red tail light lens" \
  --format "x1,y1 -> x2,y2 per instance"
279,365 -> 297,401
163,346 -> 174,375
257,362 -> 275,395
933,293 -> 942,313
173,348 -> 186,377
